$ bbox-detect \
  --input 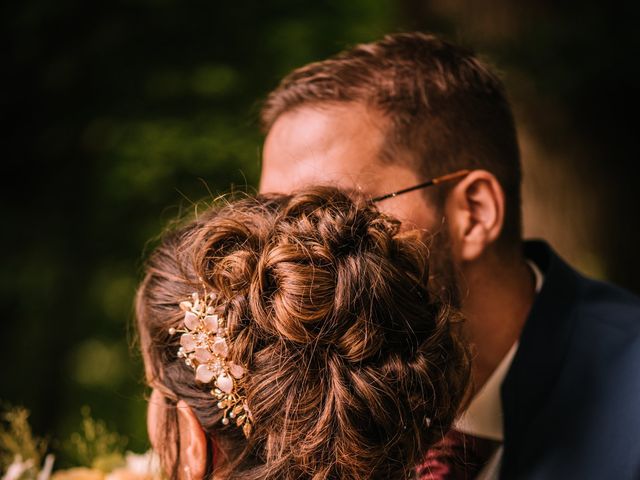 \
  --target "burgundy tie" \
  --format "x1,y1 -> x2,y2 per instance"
415,429 -> 501,480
